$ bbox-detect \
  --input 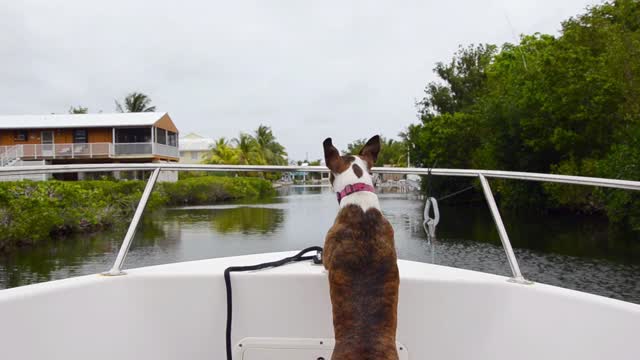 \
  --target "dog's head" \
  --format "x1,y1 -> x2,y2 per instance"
323,135 -> 380,192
